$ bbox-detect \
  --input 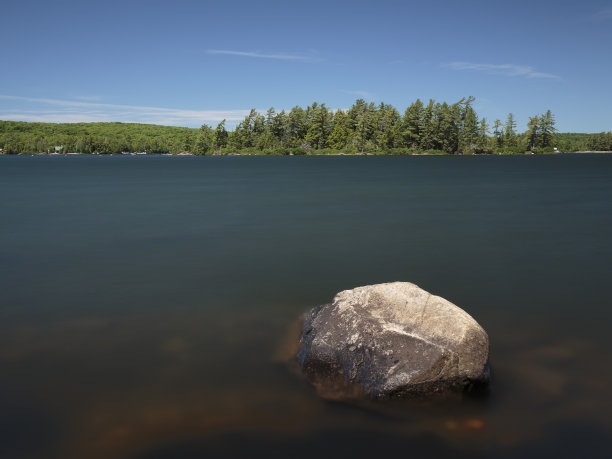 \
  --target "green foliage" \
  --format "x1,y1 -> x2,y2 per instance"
347,99 -> 374,152
586,132 -> 612,151
328,110 -> 351,150
214,120 -> 228,150
399,99 -> 424,148
539,110 -> 556,148
1,102 -> 599,156
555,133 -> 589,151
0,120 -> 196,154
193,124 -> 214,155
524,110 -> 556,151
373,103 -> 400,150
459,103 -> 479,153
504,113 -> 517,147
492,119 -> 504,148
305,102 -> 332,149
